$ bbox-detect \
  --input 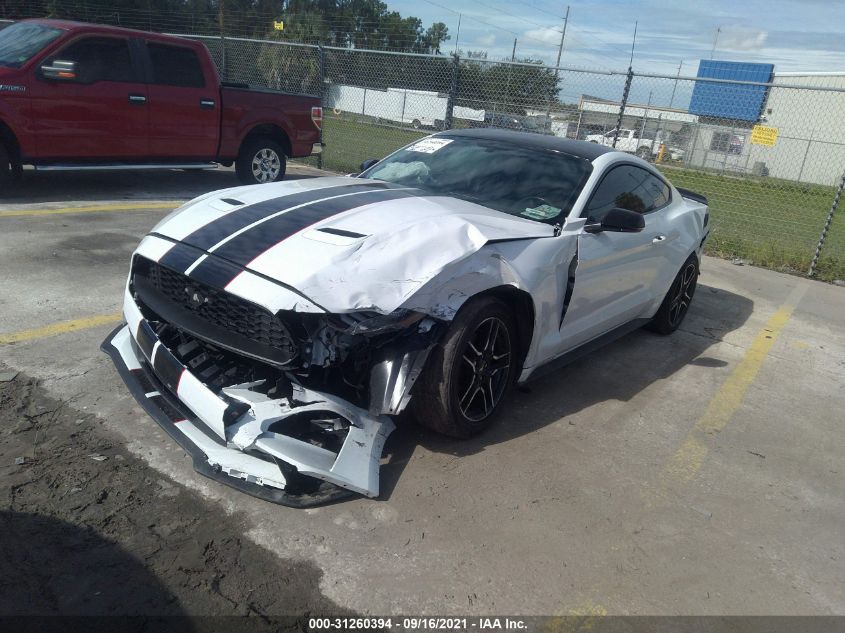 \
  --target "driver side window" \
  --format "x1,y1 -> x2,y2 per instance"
47,37 -> 137,84
583,165 -> 670,223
